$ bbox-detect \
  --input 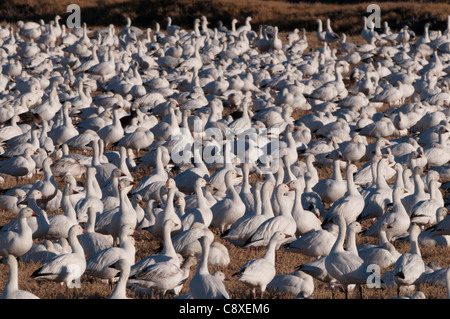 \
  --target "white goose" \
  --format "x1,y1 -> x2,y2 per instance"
357,222 -> 401,269
393,223 -> 426,297
151,178 -> 182,241
316,19 -> 339,43
288,179 -> 322,237
243,184 -> 297,249
130,219 -> 181,280
30,224 -> 86,294
234,232 -> 292,299
85,224 -> 136,289
221,181 -> 268,246
45,182 -> 79,240
172,222 -> 214,258
108,258 -> 132,299
180,178 -> 214,231
266,269 -> 314,298
312,158 -> 346,205
0,207 -> 37,258
189,235 -> 230,299
78,207 -> 114,258
364,187 -> 410,242
324,215 -> 371,299
1,254 -> 40,299
48,102 -> 79,147
285,222 -> 339,259
128,255 -> 197,298
211,170 -> 246,234
97,106 -> 125,148
322,164 -> 364,226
